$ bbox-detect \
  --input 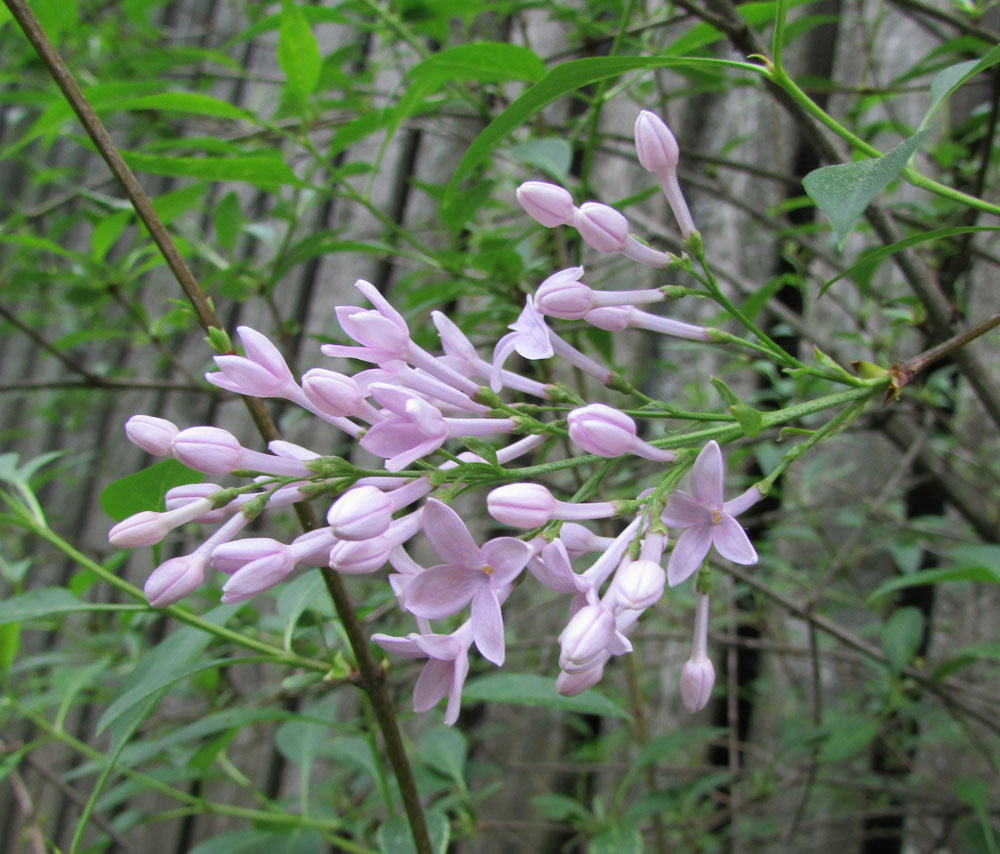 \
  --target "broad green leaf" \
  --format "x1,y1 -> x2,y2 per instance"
462,673 -> 631,720
867,563 -> 1000,603
802,128 -> 932,245
109,92 -> 254,121
105,605 -> 238,749
819,715 -> 880,762
531,793 -> 593,822
510,138 -> 573,182
122,151 -> 307,189
920,43 -> 1000,130
376,810 -> 449,854
819,226 -> 1000,296
881,606 -> 925,674
277,571 -> 334,650
447,55 -> 762,198
408,42 -> 545,86
214,191 -> 243,251
99,459 -> 203,522
0,587 -> 140,626
91,210 -> 132,261
277,0 -> 321,107
98,656 -> 255,735
589,825 -> 643,854
418,726 -> 467,787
